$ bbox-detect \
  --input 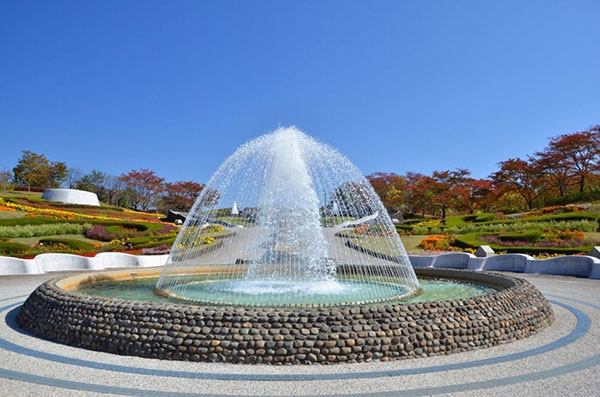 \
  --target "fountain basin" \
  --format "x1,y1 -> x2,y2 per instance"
17,267 -> 553,364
